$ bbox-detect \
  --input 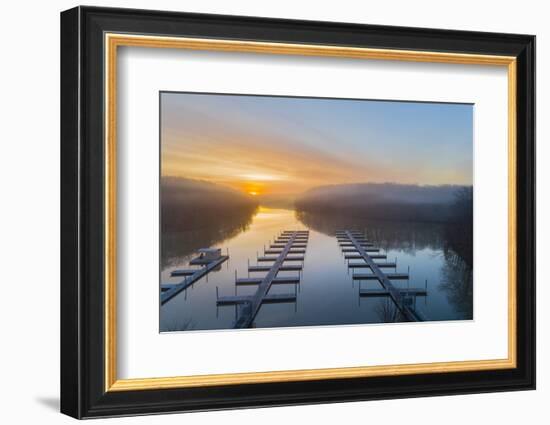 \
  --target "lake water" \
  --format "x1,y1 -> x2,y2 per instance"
160,207 -> 472,332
